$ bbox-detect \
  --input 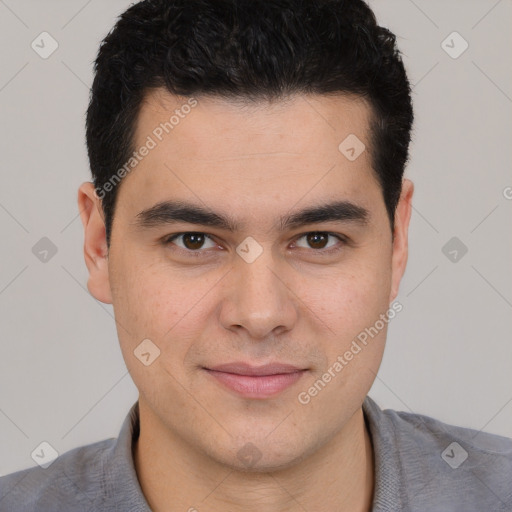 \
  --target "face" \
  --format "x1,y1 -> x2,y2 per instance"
79,88 -> 413,472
